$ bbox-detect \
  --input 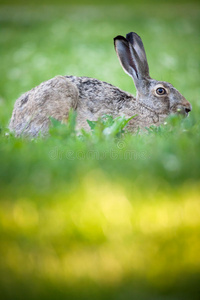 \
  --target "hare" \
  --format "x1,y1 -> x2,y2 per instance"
9,32 -> 191,137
